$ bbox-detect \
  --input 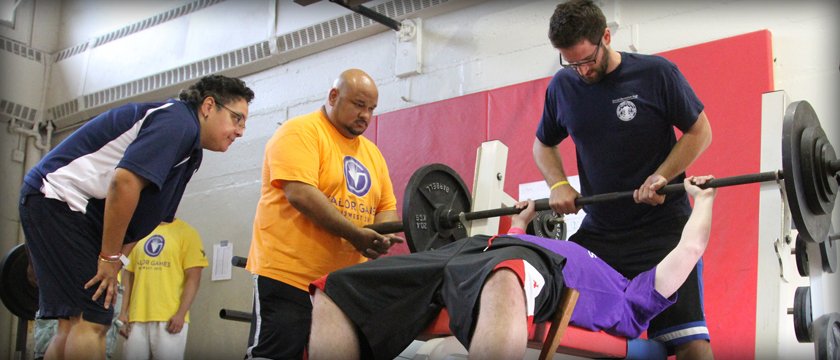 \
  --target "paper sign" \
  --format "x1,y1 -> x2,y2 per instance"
212,241 -> 232,281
